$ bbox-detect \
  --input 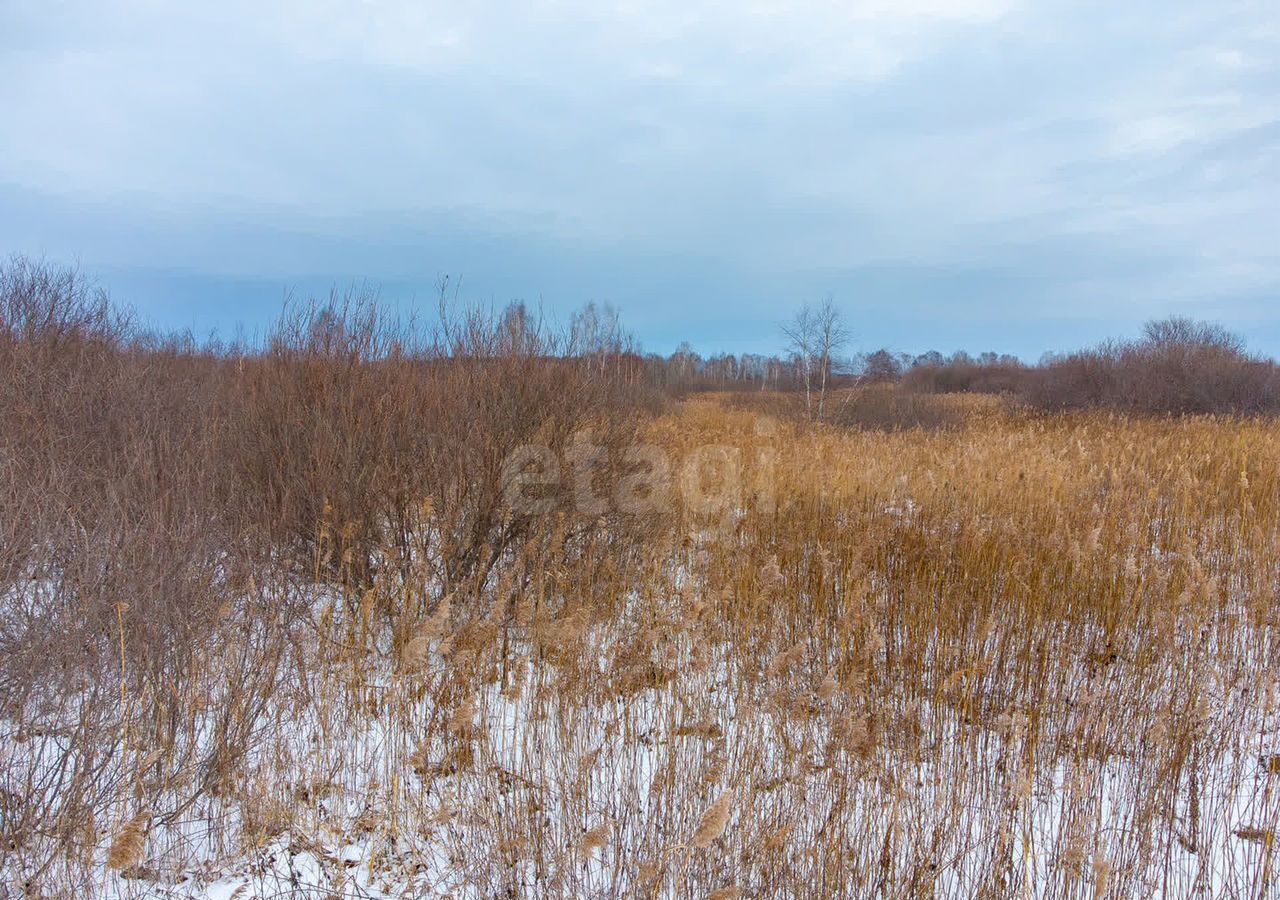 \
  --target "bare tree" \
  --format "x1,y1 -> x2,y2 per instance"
1141,316 -> 1244,353
813,298 -> 849,420
783,296 -> 849,421
862,348 -> 903,383
783,305 -> 816,418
